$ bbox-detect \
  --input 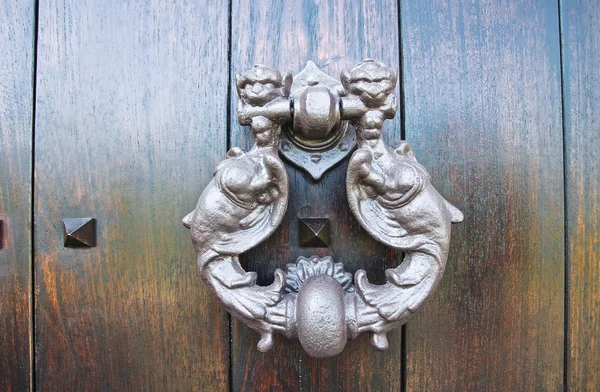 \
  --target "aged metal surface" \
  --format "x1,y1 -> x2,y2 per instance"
185,60 -> 462,357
